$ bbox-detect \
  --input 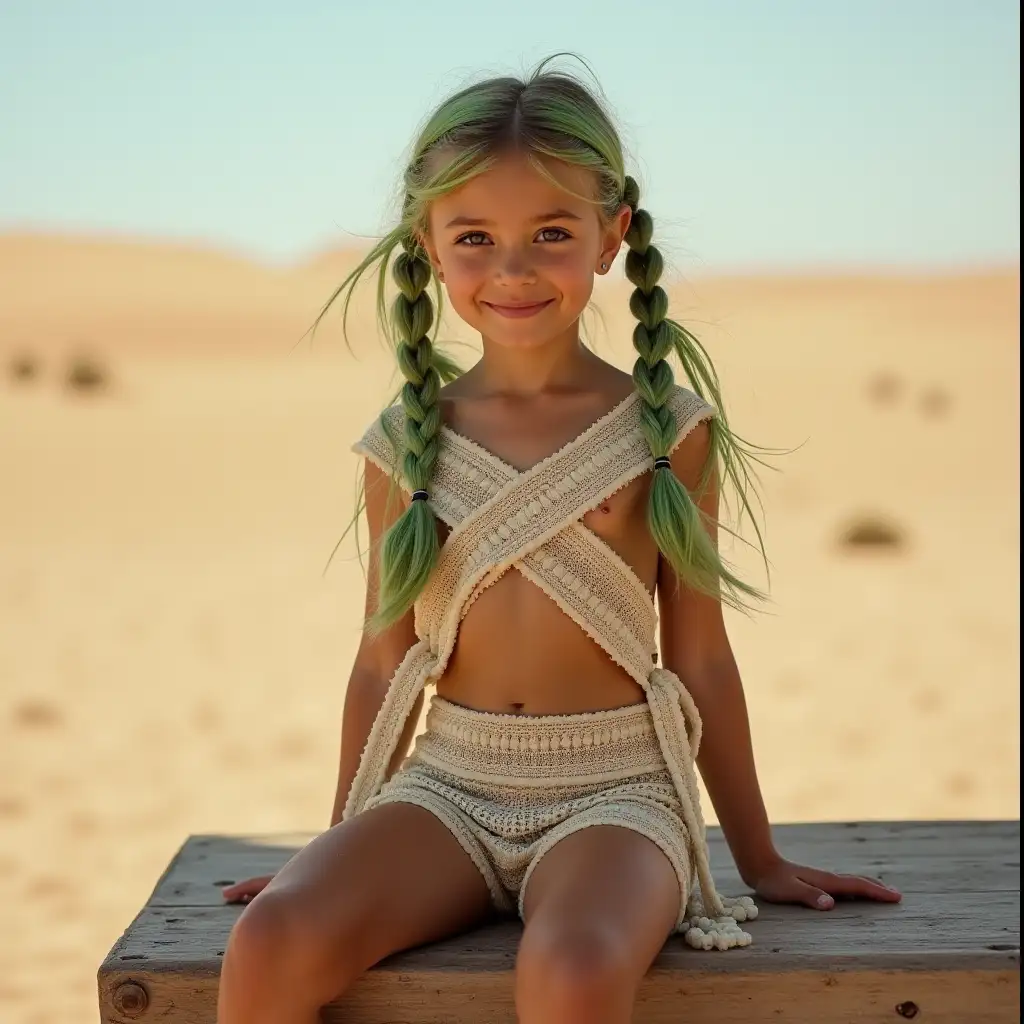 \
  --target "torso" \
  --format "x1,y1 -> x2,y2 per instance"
431,373 -> 660,716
